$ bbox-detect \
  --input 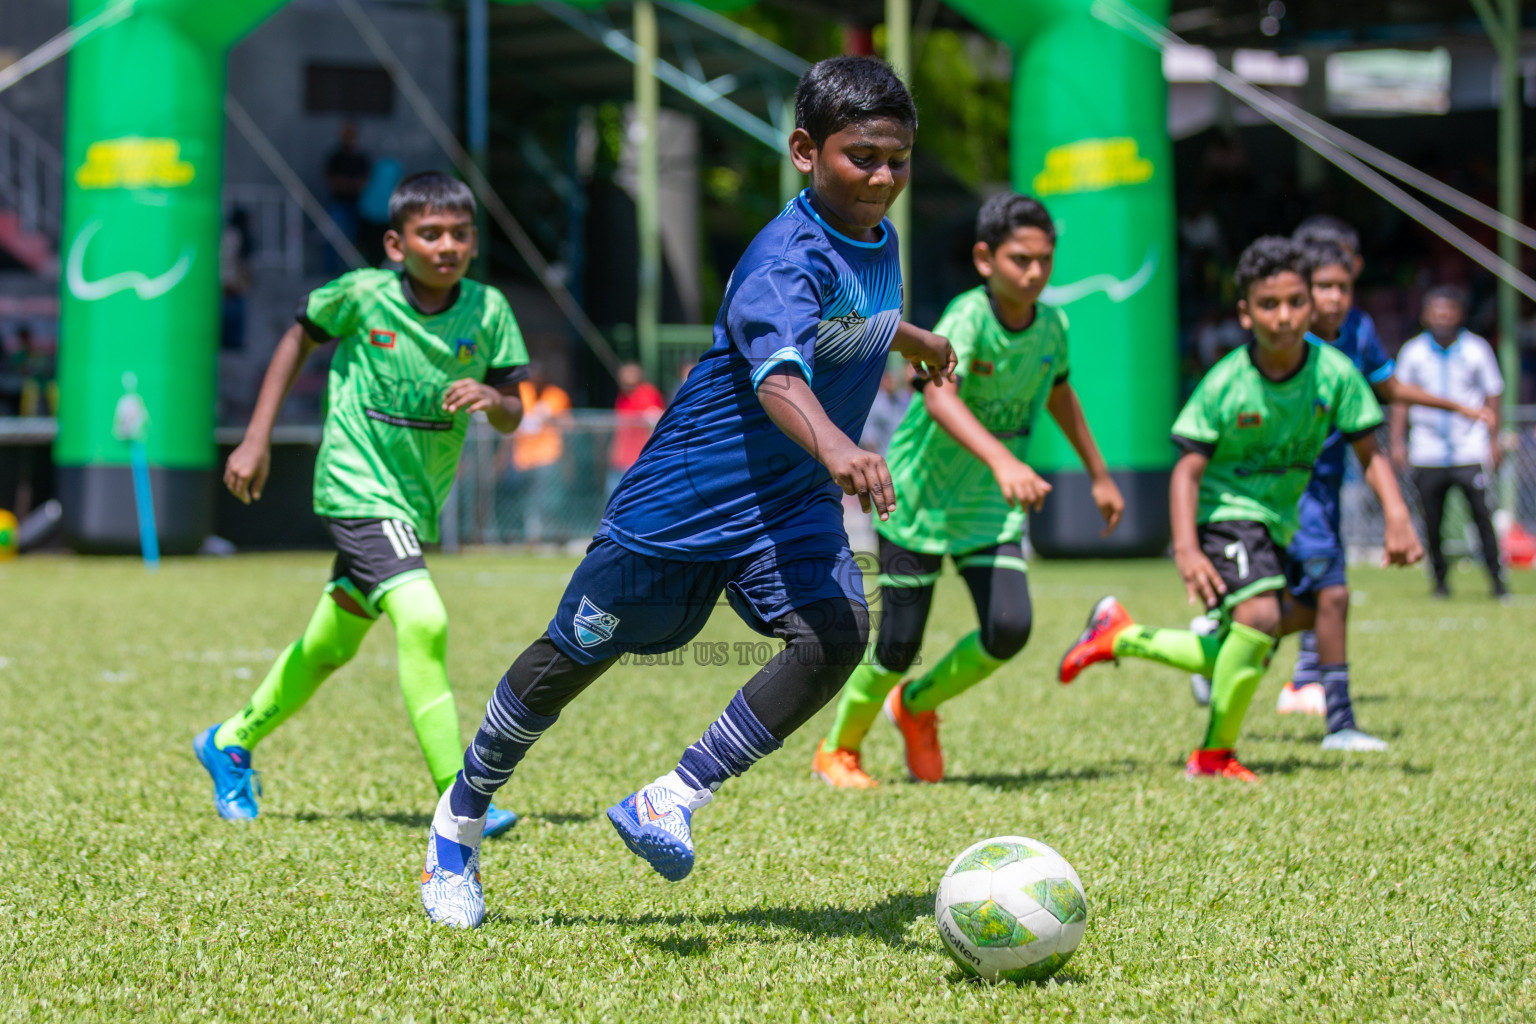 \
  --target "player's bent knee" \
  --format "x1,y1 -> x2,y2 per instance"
981,609 -> 1032,661
1232,594 -> 1282,637
873,642 -> 920,675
